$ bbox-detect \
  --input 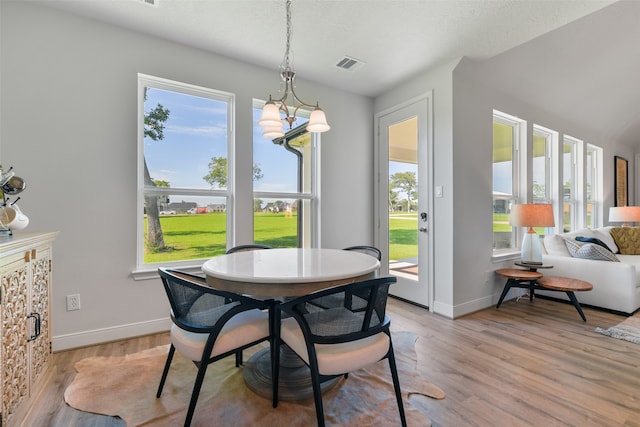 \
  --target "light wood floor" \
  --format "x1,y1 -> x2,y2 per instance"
29,296 -> 640,426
